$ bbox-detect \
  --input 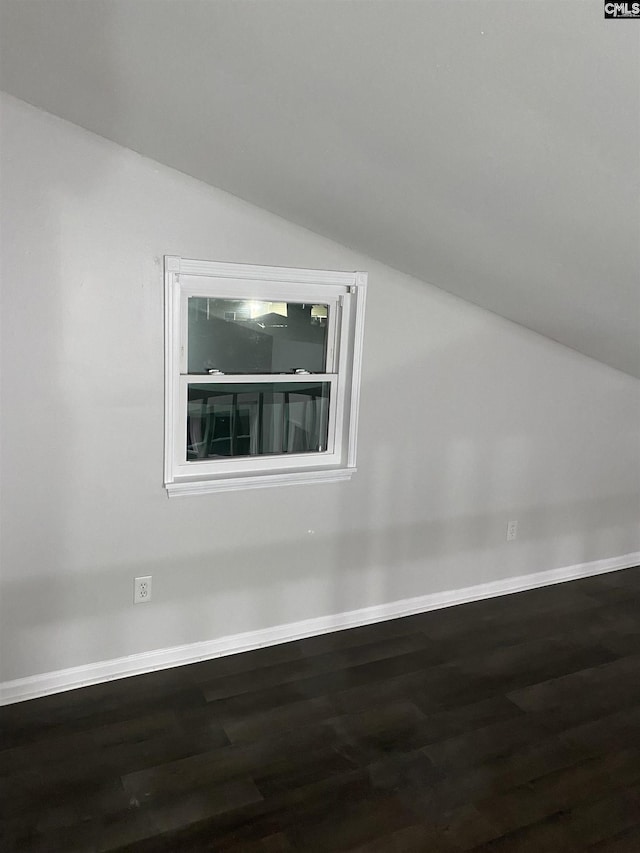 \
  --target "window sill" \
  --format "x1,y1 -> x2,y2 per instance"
165,466 -> 357,496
